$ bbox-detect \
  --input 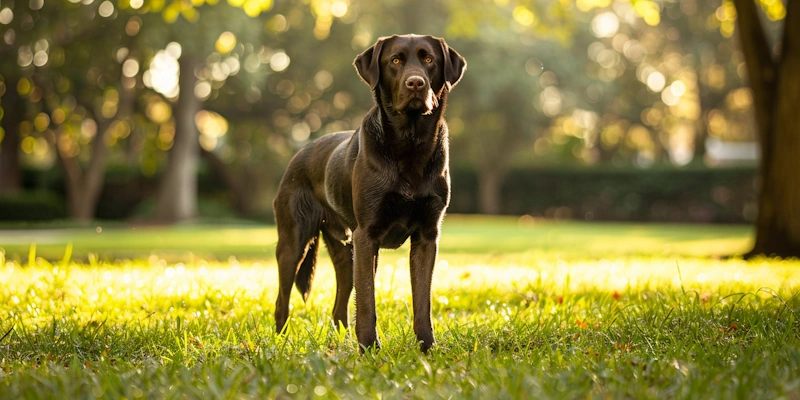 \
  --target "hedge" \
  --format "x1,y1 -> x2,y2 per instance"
2,165 -> 758,223
449,166 -> 757,223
